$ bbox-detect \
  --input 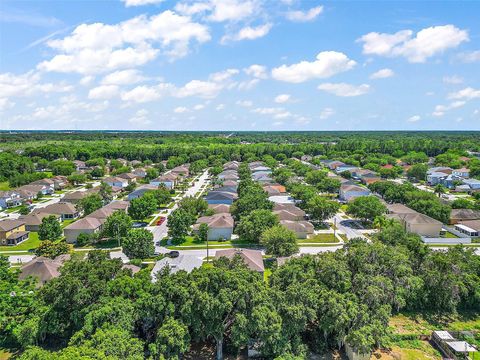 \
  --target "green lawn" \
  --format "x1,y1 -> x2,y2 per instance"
61,219 -> 76,228
166,236 -> 257,250
298,233 -> 338,243
0,182 -> 10,191
442,231 -> 459,238
74,238 -> 121,250
5,205 -> 24,214
0,232 -> 40,253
